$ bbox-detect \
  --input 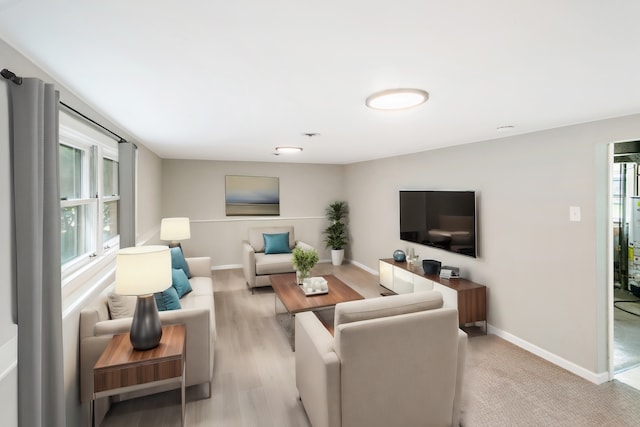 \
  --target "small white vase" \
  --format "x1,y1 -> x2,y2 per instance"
331,249 -> 345,266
